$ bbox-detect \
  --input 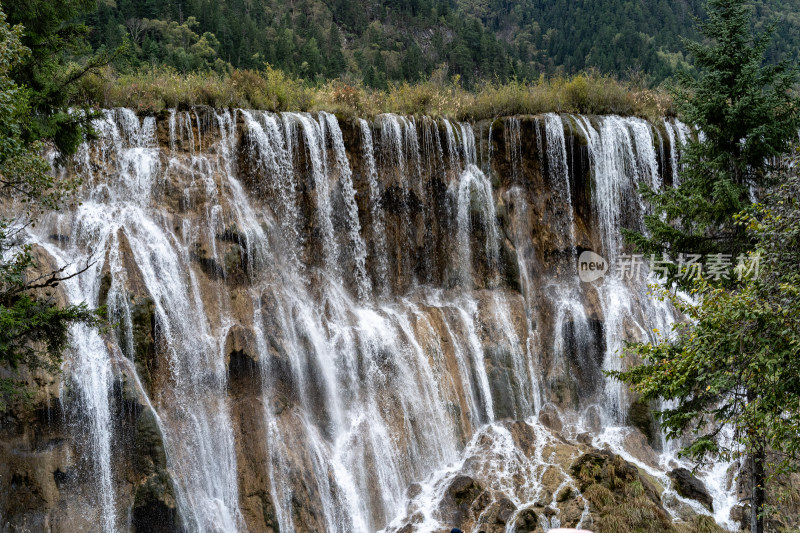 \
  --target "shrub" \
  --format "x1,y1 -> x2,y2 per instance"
71,66 -> 674,120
